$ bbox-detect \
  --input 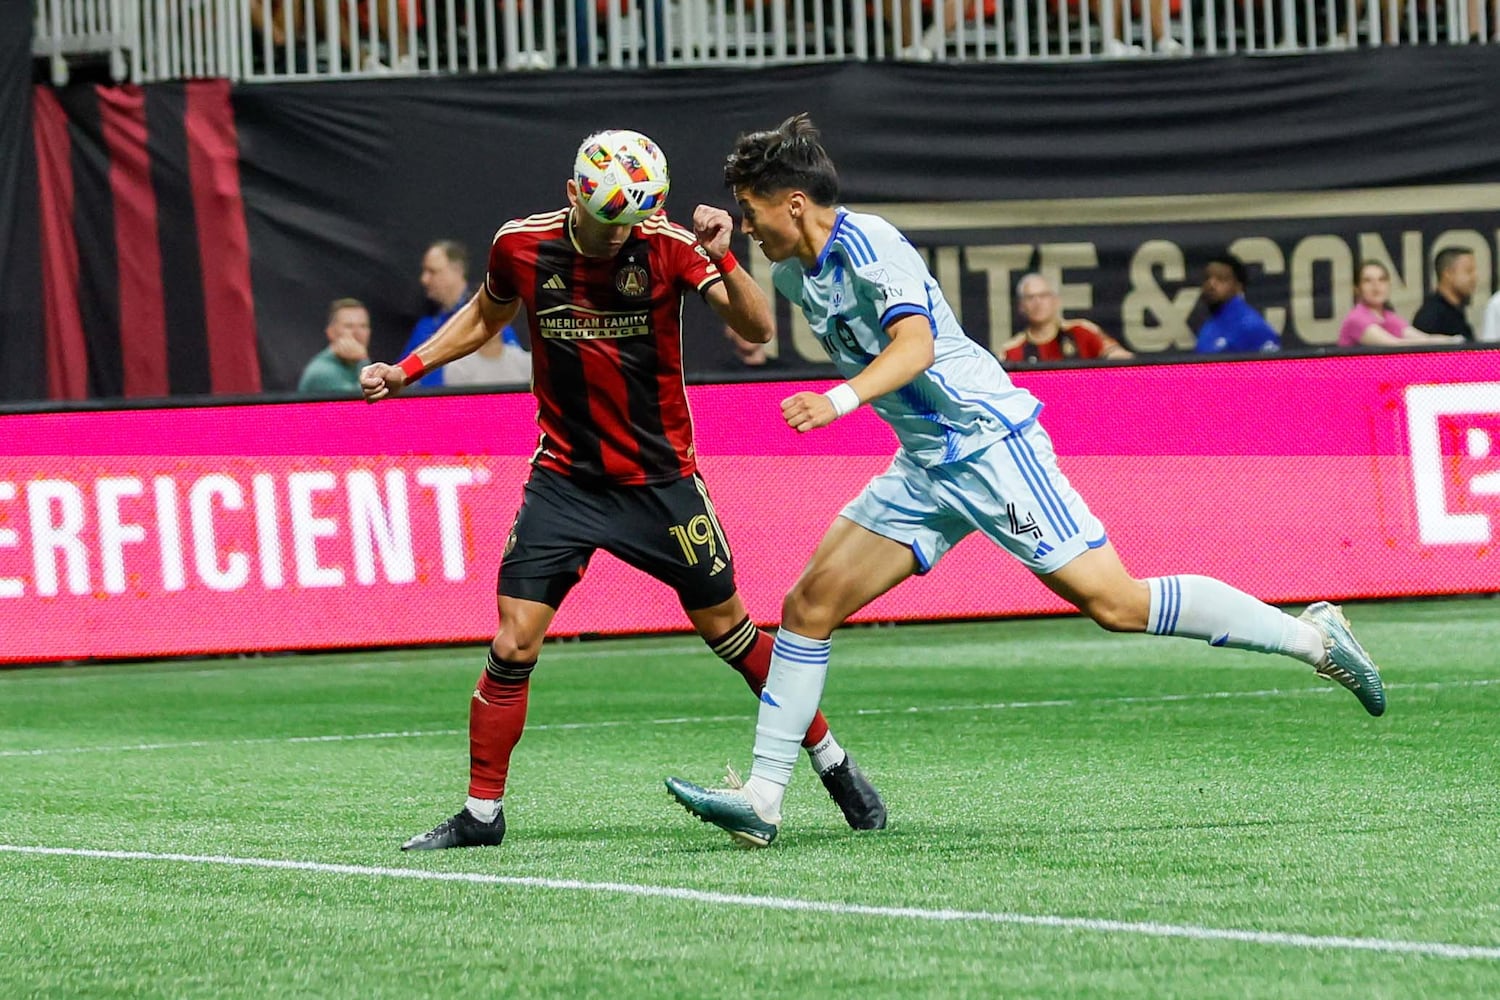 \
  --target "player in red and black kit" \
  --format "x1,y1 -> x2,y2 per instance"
361,131 -> 886,850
